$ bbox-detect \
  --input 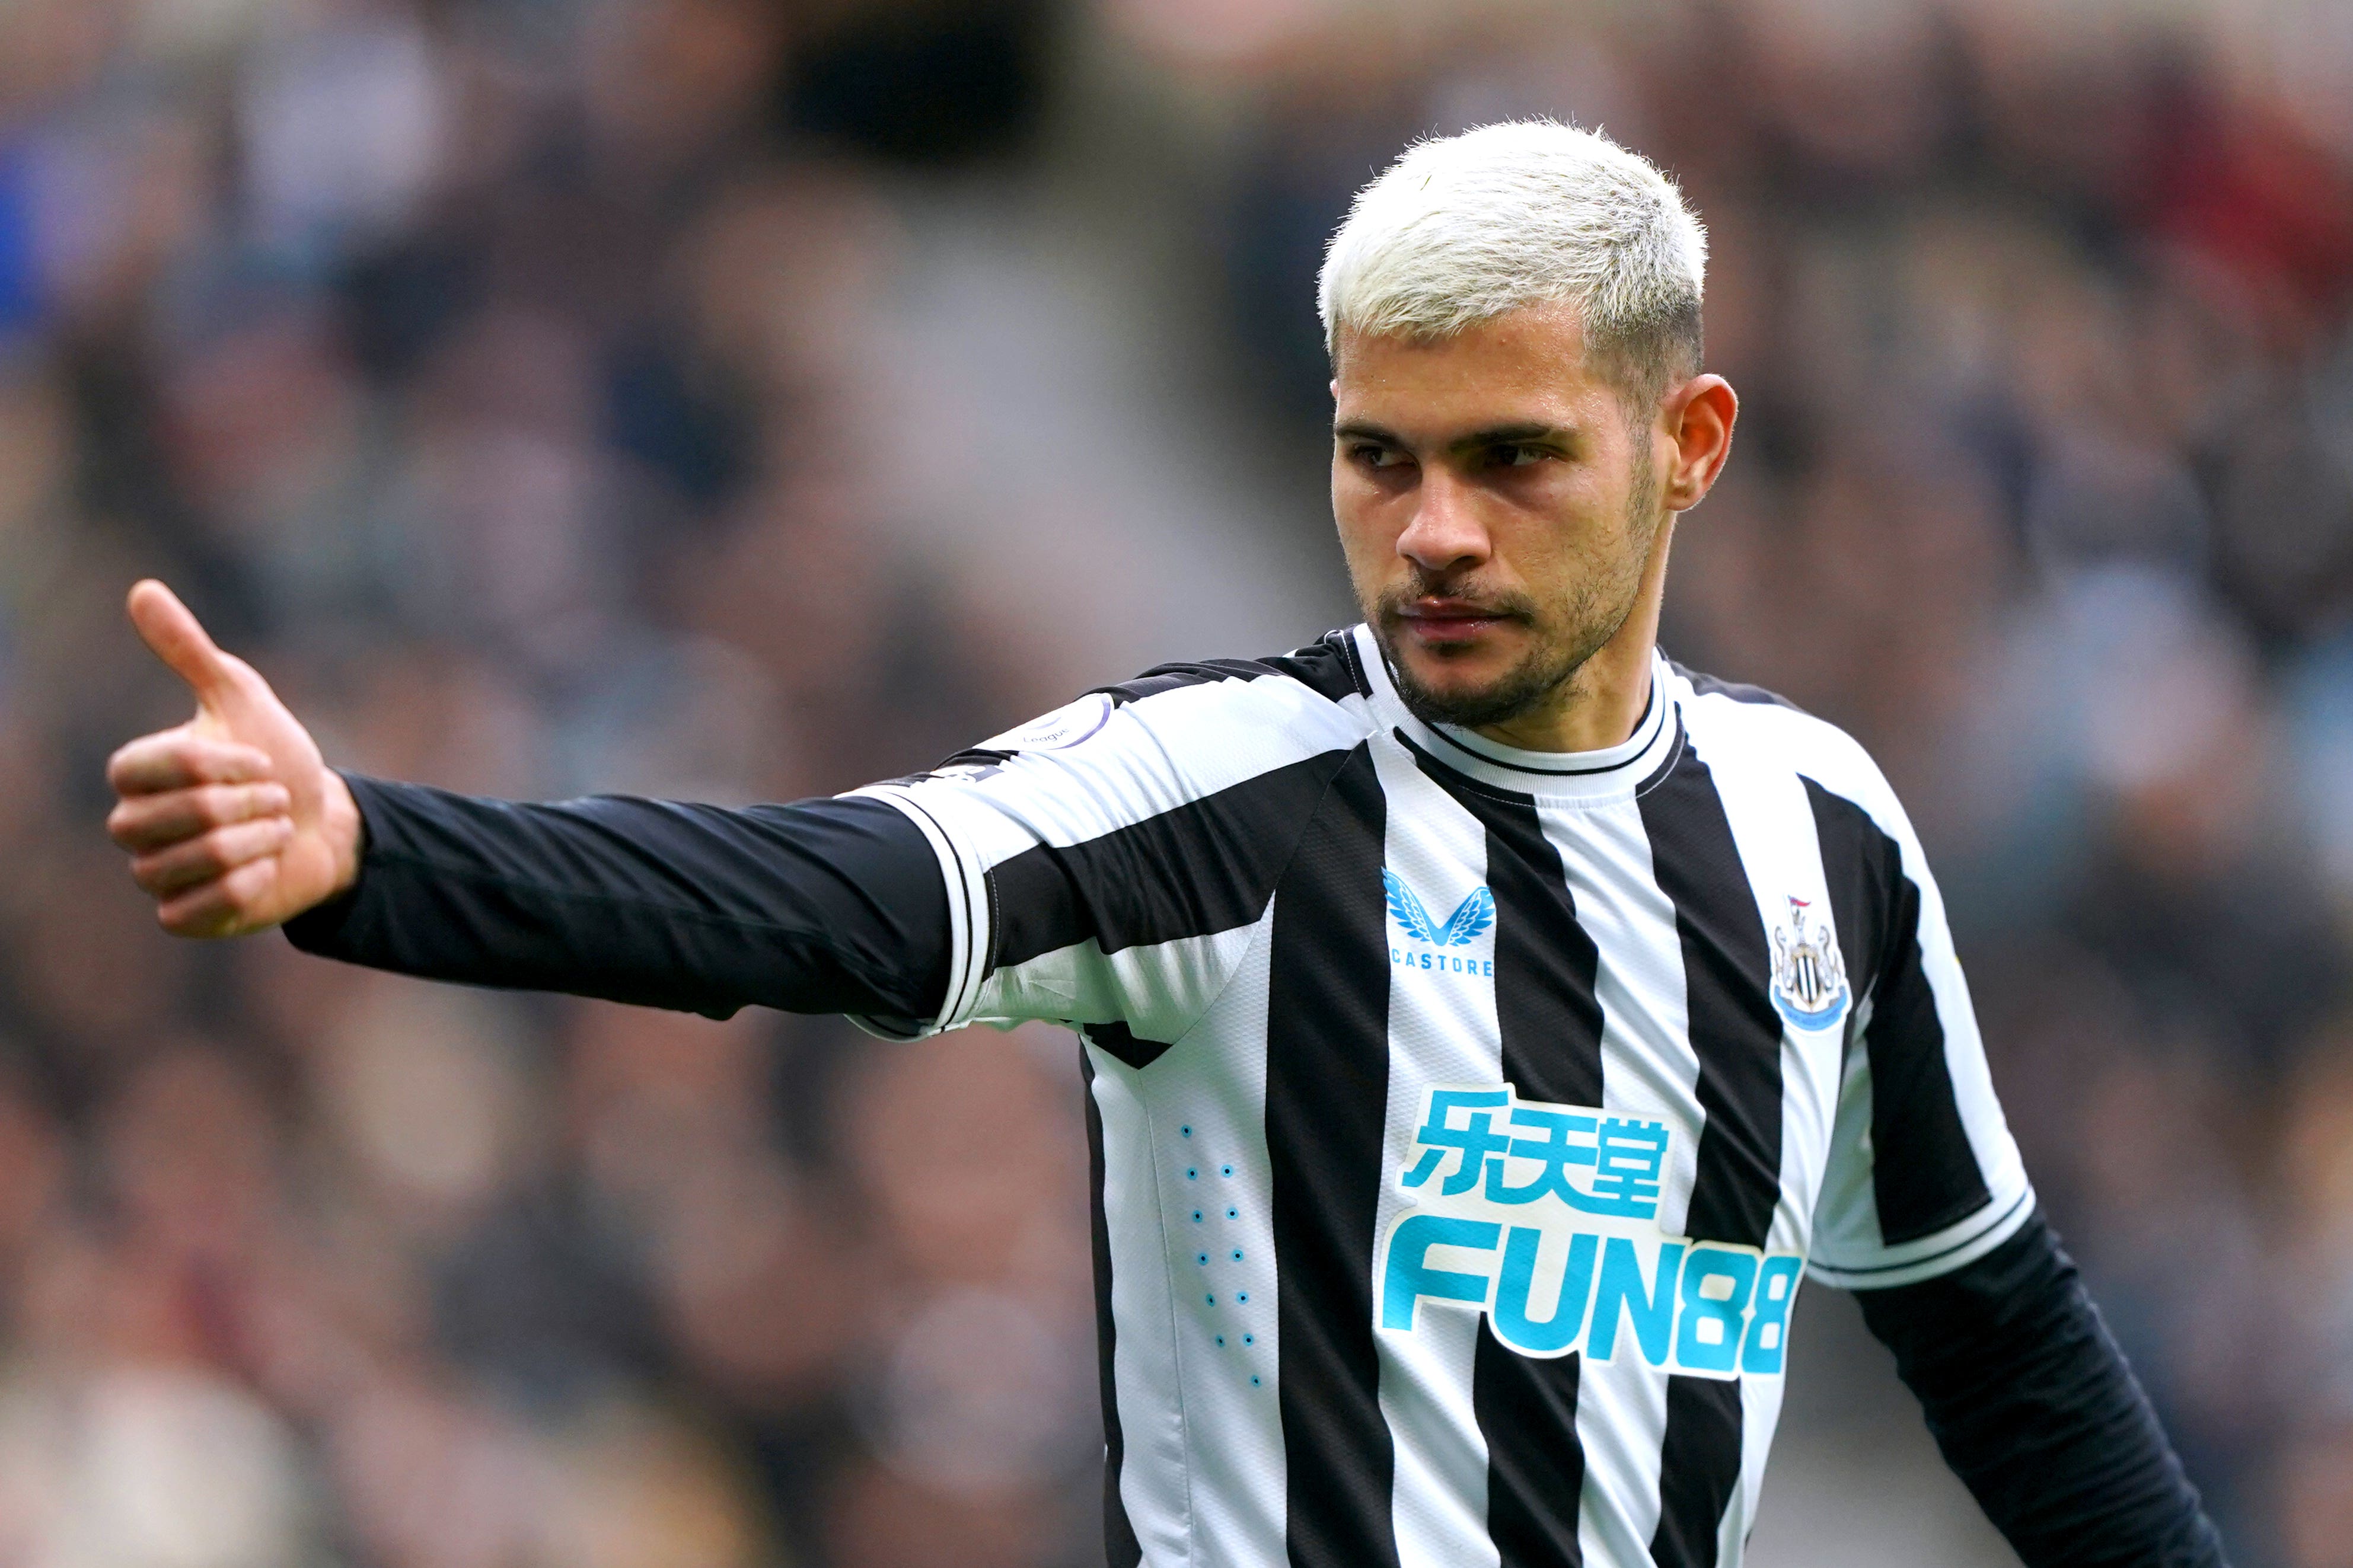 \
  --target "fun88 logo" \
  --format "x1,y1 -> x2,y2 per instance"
1376,1085 -> 1803,1379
